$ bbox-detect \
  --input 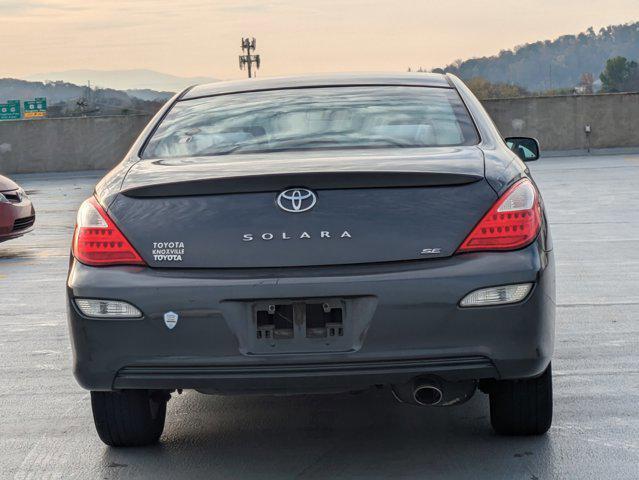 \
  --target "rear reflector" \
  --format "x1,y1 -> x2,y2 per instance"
457,178 -> 541,253
72,197 -> 145,266
75,298 -> 142,318
459,283 -> 533,307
